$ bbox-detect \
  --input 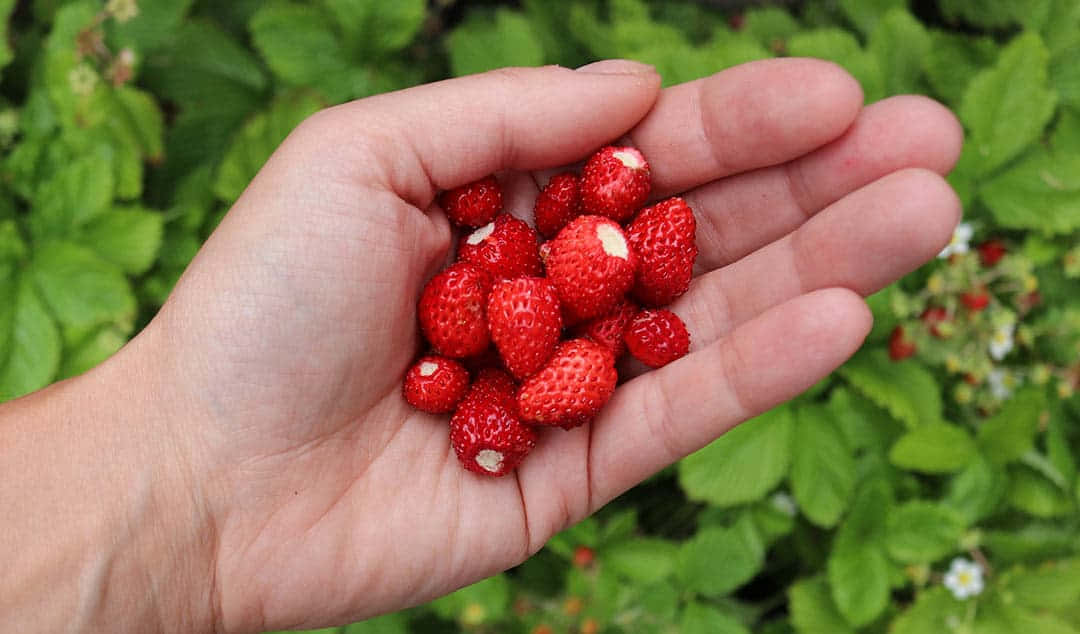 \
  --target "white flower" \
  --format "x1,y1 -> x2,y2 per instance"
989,323 -> 1015,361
770,492 -> 797,517
938,222 -> 974,259
944,558 -> 985,600
987,369 -> 1015,399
